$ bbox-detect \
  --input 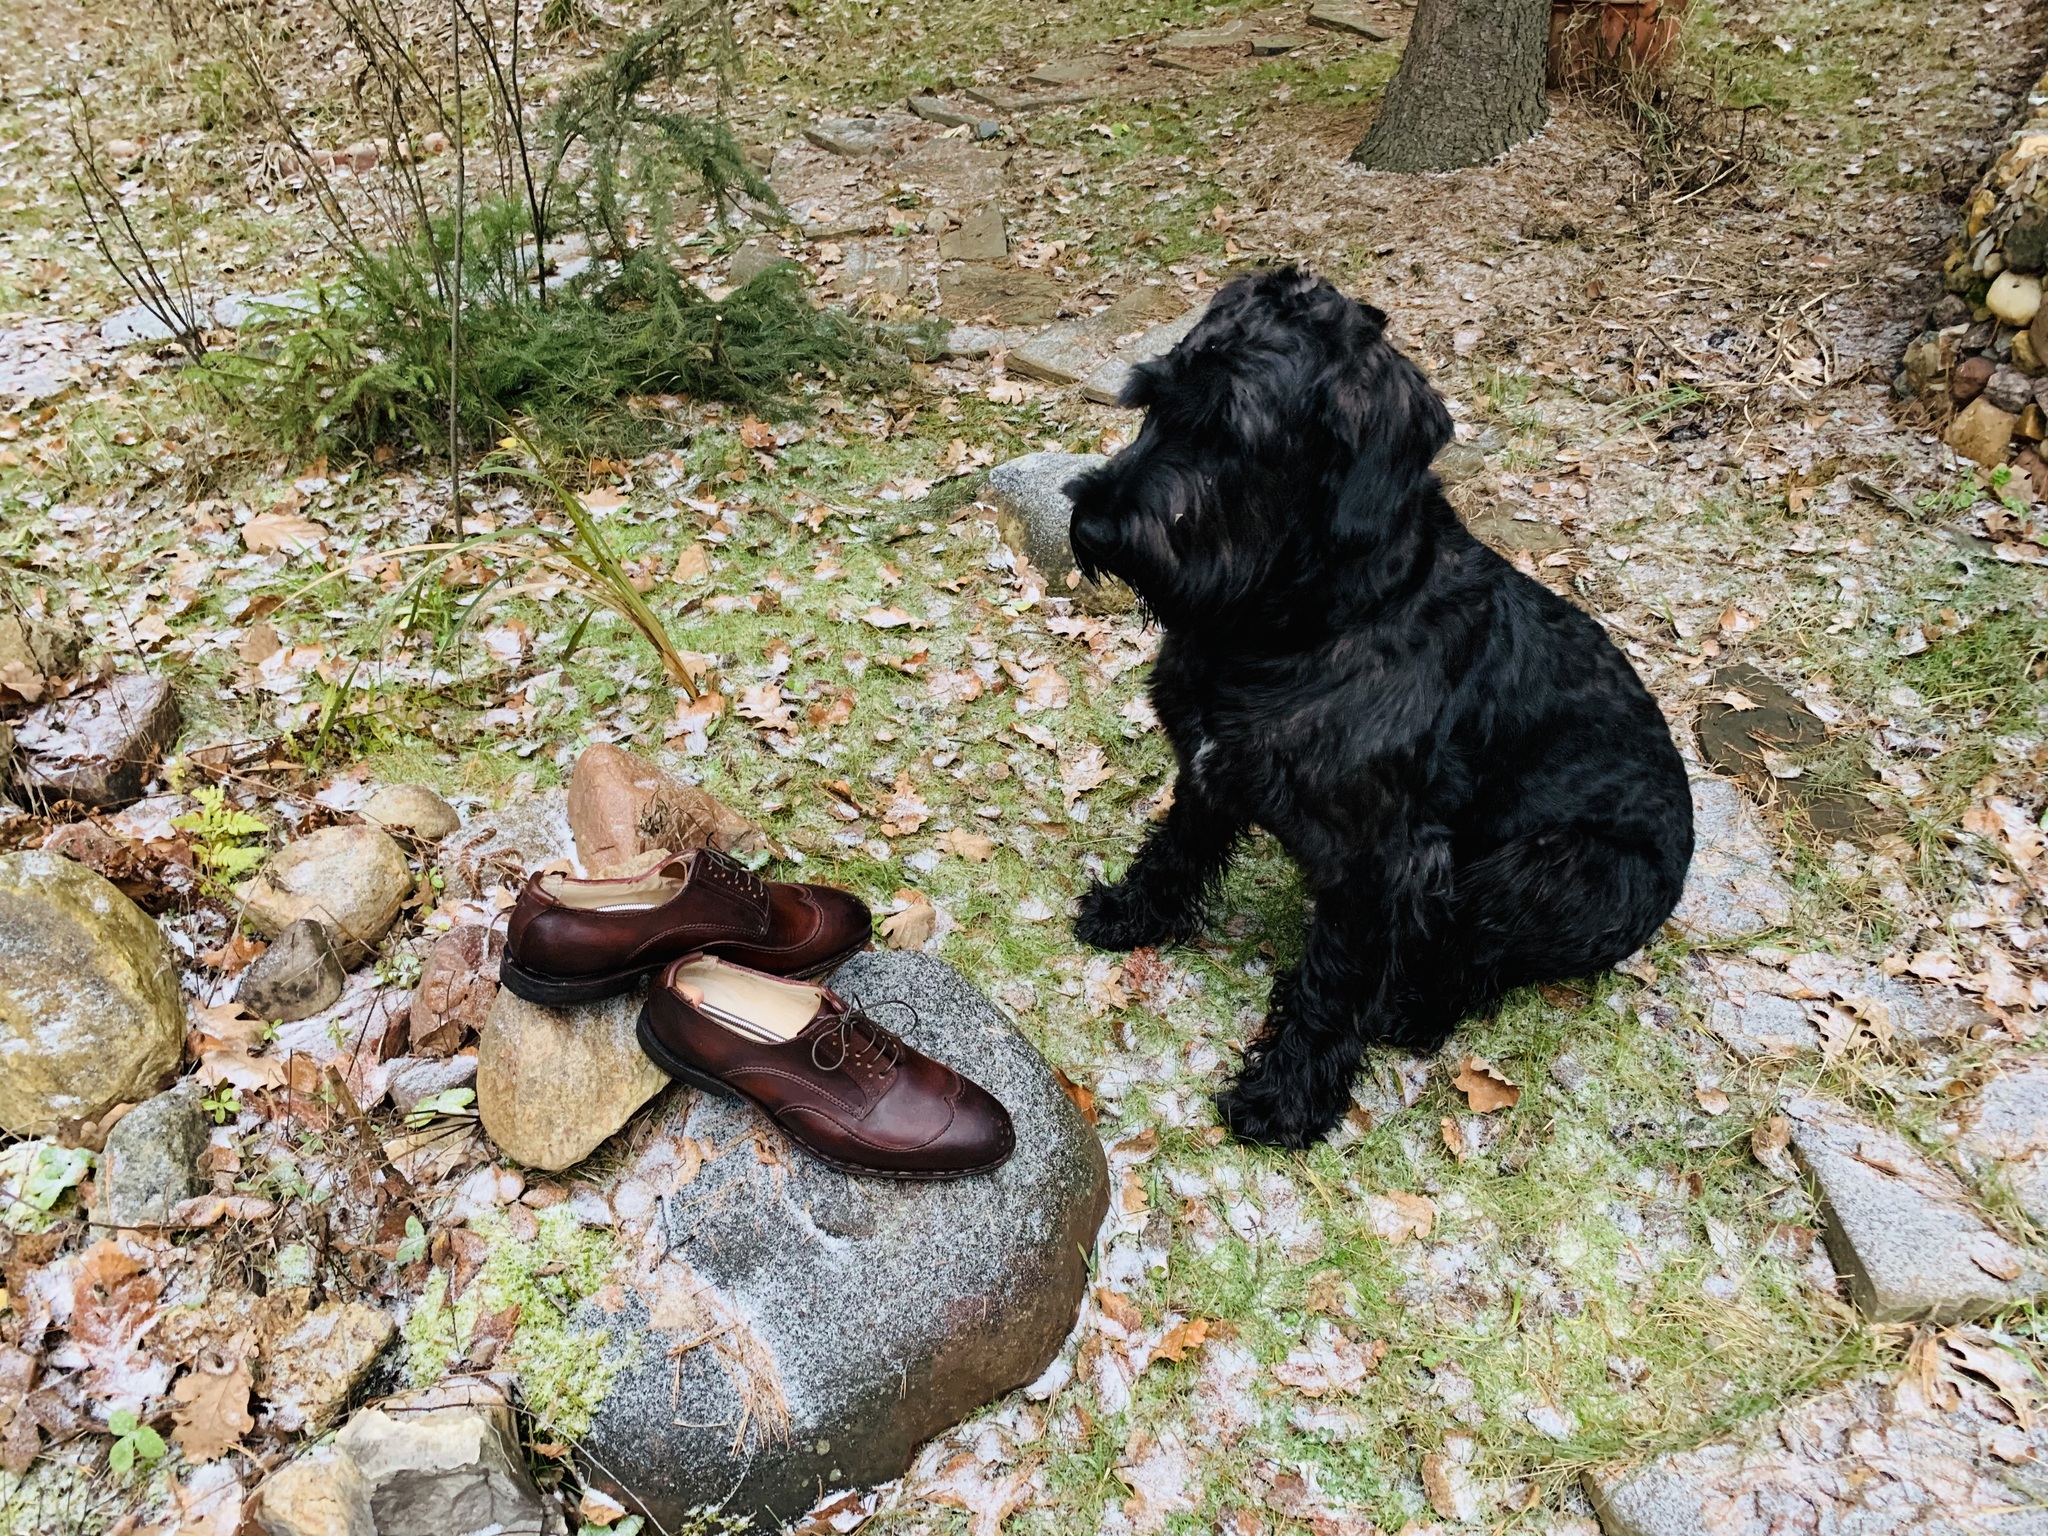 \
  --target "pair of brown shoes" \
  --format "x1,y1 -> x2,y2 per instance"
502,849 -> 1013,1179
